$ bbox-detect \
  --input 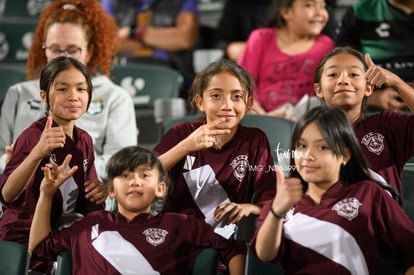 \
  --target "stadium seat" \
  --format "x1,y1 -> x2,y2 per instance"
0,240 -> 30,275
0,66 -> 26,104
0,18 -> 37,64
110,63 -> 185,146
402,167 -> 414,222
1,0 -> 50,18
